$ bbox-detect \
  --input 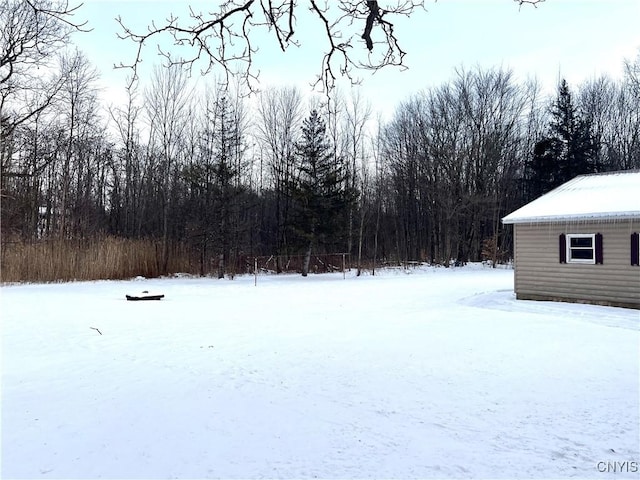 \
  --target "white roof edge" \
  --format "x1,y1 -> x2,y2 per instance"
503,211 -> 640,224
501,171 -> 640,224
